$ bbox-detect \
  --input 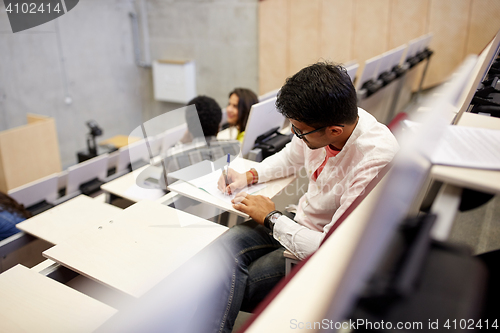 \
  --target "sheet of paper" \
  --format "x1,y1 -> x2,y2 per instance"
189,169 -> 267,204
431,126 -> 500,169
